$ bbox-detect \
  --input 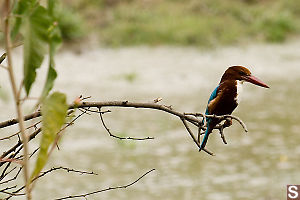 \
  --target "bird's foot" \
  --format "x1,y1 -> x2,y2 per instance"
223,118 -> 232,127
